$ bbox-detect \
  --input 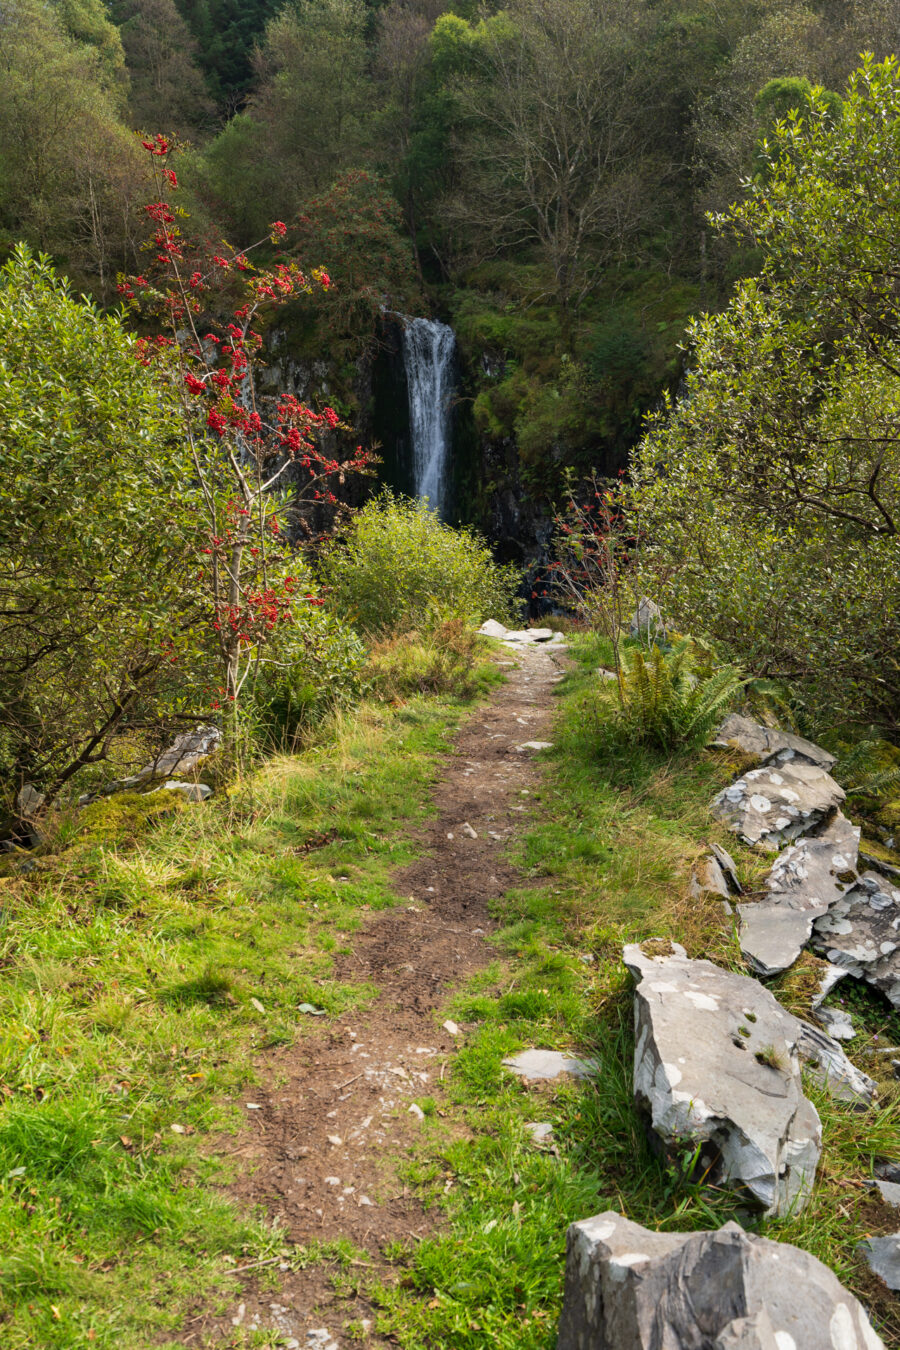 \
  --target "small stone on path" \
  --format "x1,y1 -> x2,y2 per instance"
460,822 -> 478,838
442,1020 -> 460,1036
515,741 -> 554,753
408,1103 -> 425,1121
502,1049 -> 595,1082
525,1121 -> 554,1143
